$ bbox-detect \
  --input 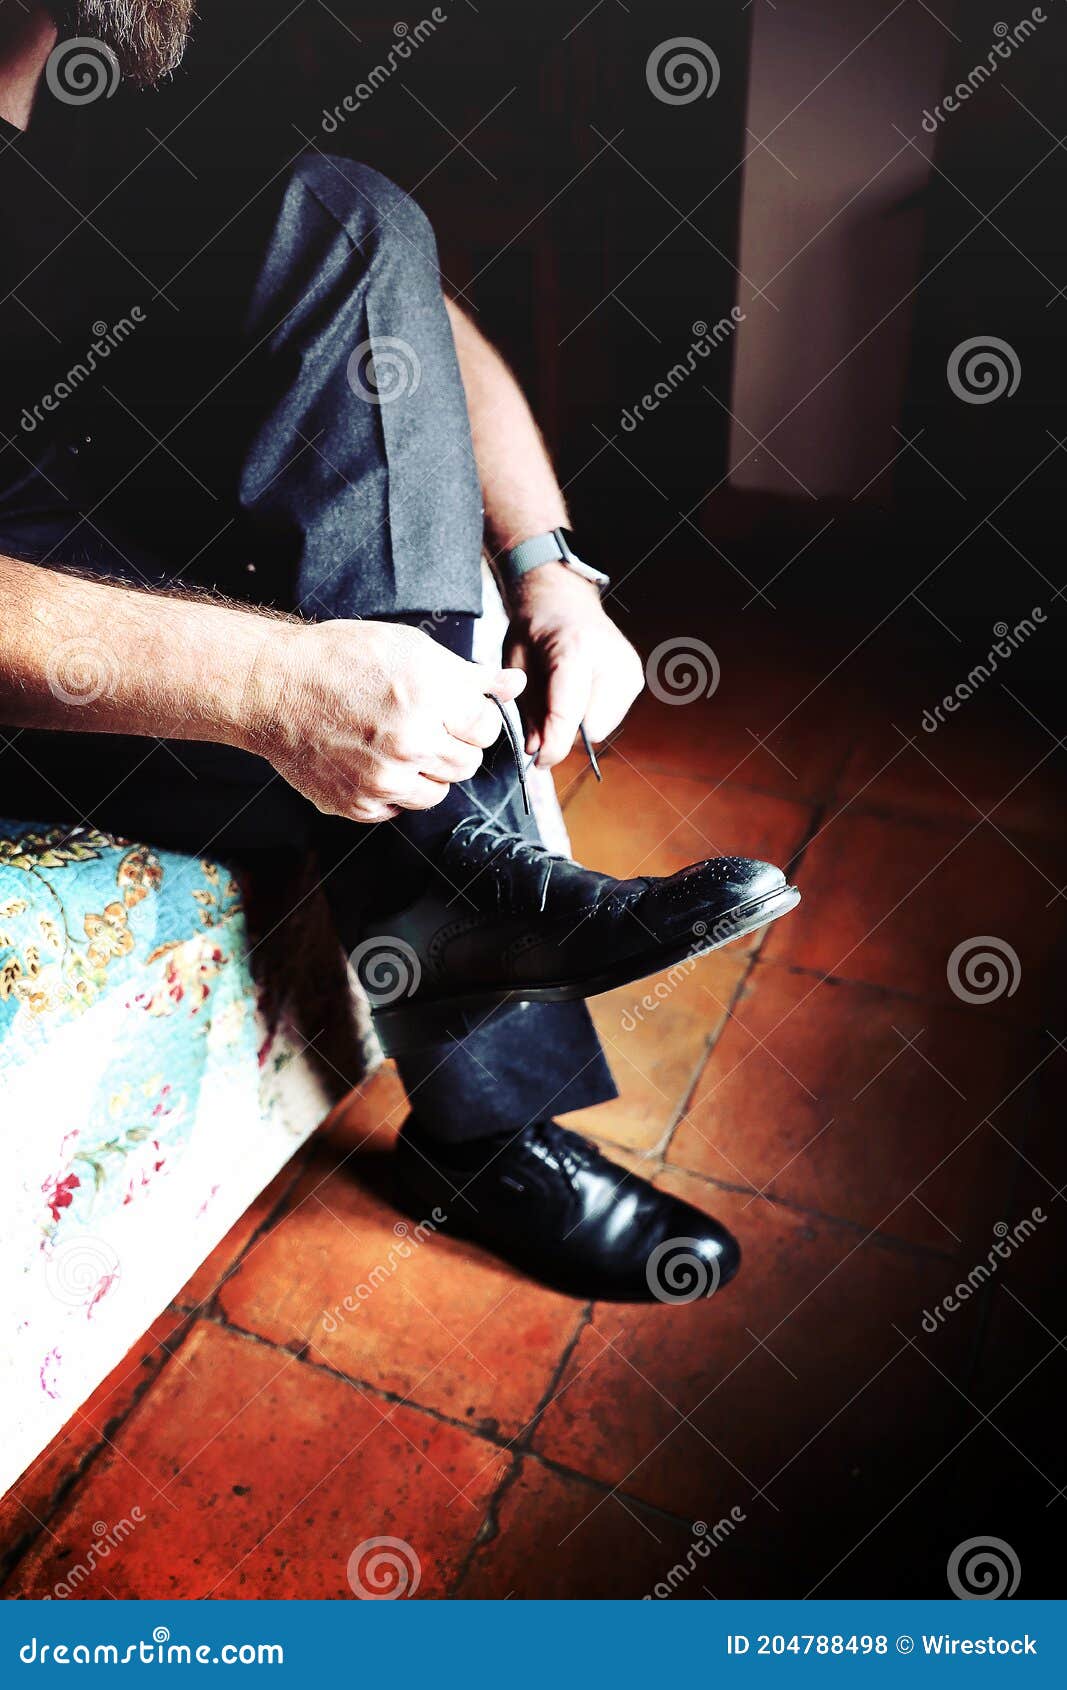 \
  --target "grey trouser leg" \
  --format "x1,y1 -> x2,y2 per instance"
0,152 -> 618,1144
